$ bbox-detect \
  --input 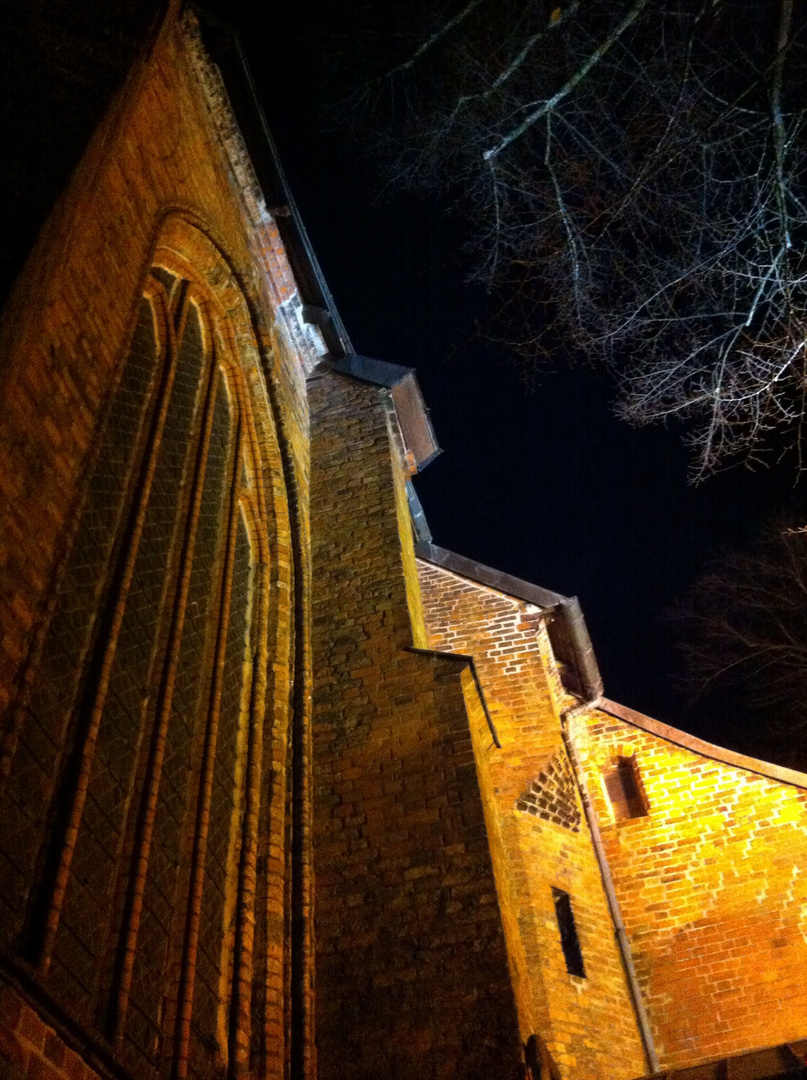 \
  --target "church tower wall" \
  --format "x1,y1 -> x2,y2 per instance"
308,369 -> 524,1080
